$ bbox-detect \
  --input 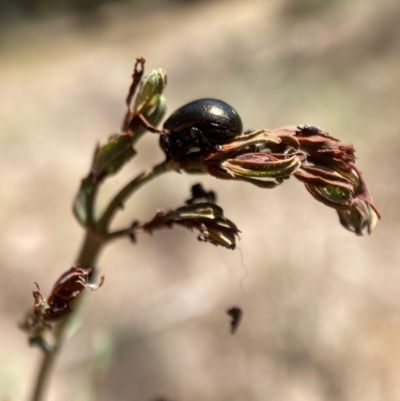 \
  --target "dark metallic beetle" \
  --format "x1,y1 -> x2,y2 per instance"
160,98 -> 243,158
